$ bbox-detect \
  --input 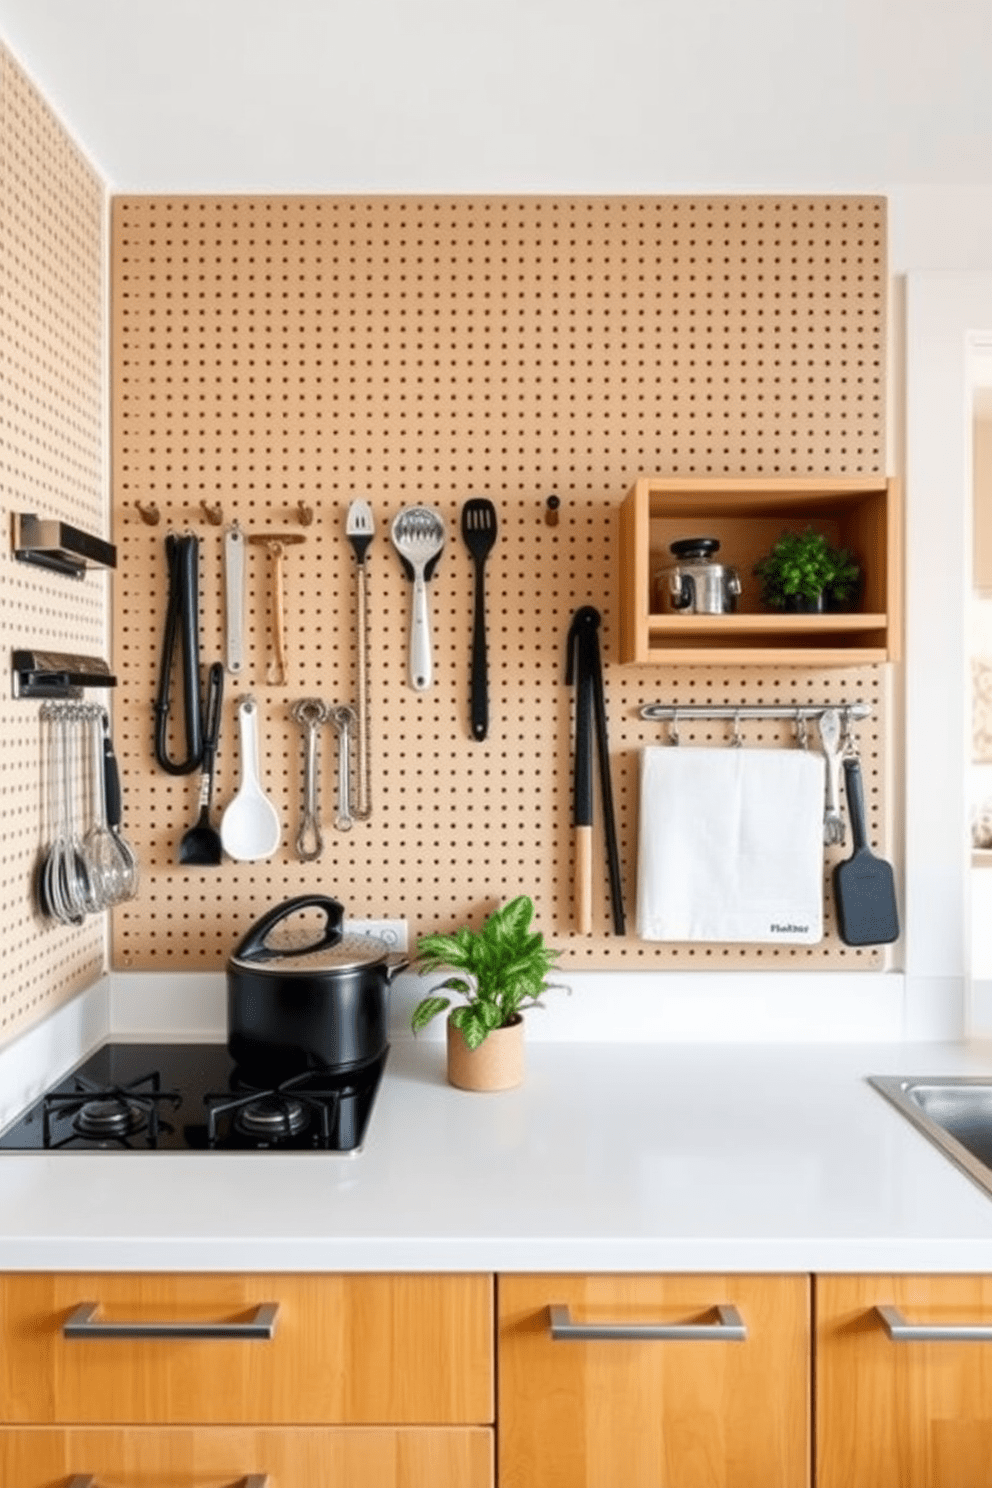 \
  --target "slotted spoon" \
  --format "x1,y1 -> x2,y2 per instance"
390,506 -> 446,690
461,498 -> 498,740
